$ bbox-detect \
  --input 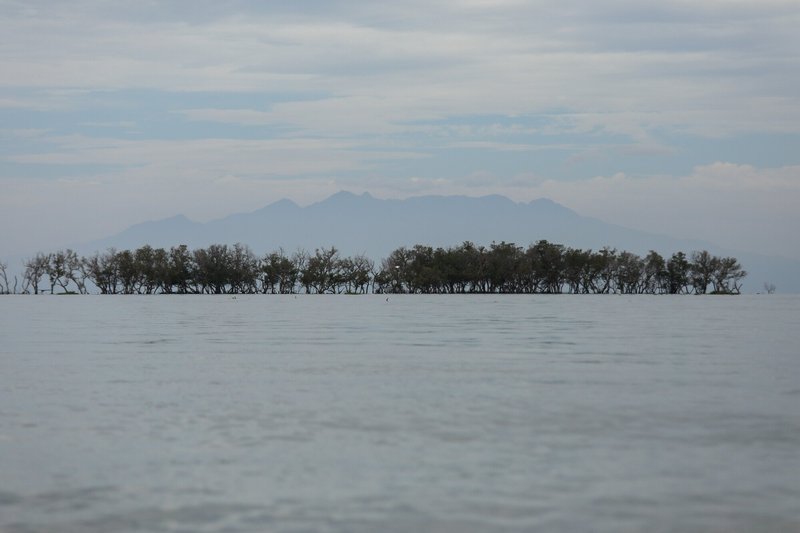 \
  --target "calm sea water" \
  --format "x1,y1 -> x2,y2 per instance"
1,295 -> 798,532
